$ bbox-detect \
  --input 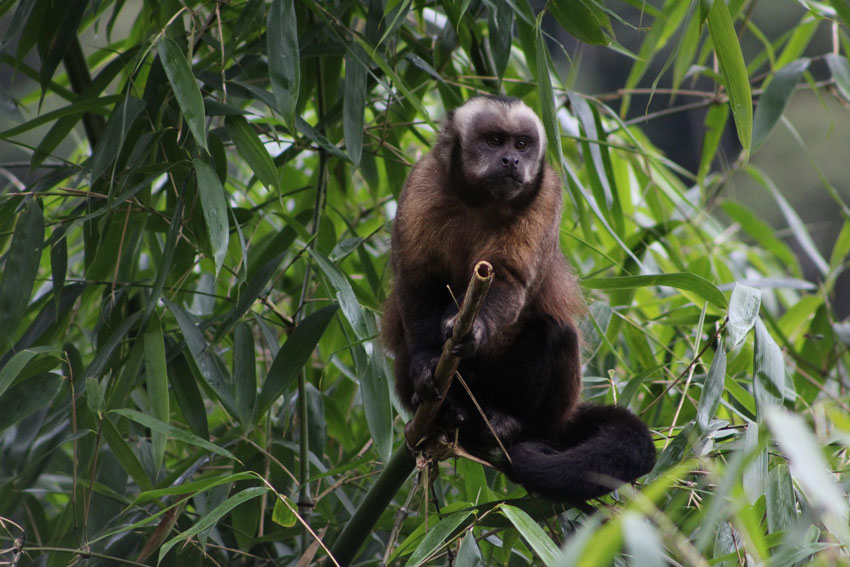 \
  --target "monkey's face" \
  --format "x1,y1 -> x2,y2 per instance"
452,98 -> 546,202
